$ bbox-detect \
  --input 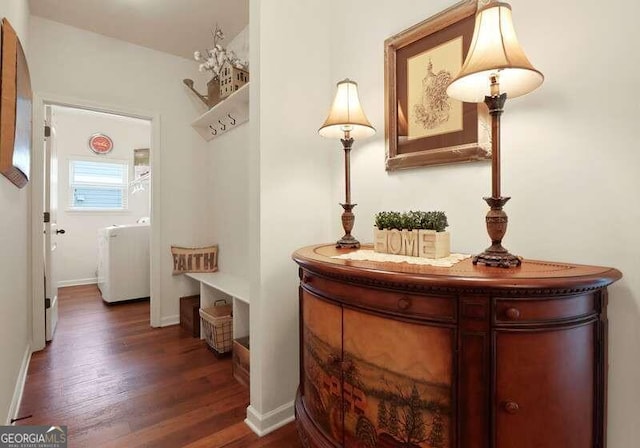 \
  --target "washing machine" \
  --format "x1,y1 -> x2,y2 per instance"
97,223 -> 150,303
